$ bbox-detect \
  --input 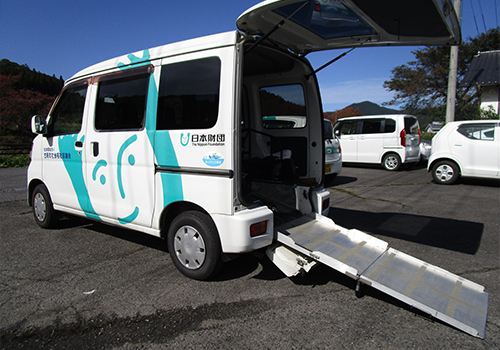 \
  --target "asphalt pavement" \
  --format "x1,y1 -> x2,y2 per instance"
1,165 -> 498,349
